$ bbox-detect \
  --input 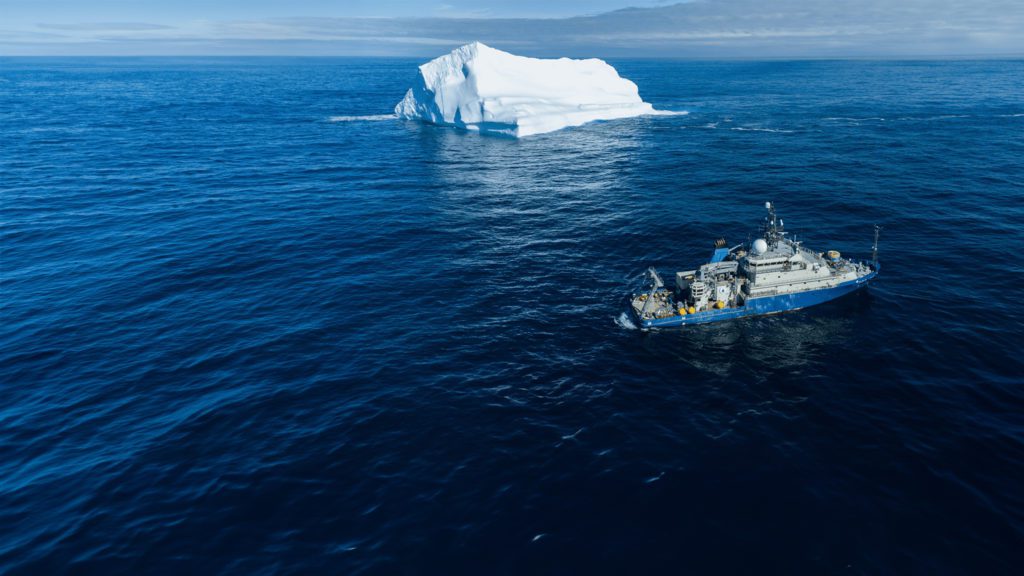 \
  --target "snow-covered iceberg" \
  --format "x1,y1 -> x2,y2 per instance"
395,42 -> 669,137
